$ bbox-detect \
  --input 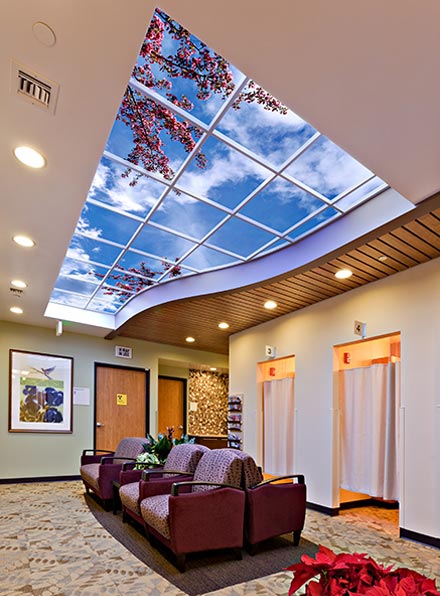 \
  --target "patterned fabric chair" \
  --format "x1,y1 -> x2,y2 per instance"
80,437 -> 146,510
225,449 -> 264,488
119,443 -> 209,526
139,448 -> 246,571
226,449 -> 306,554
